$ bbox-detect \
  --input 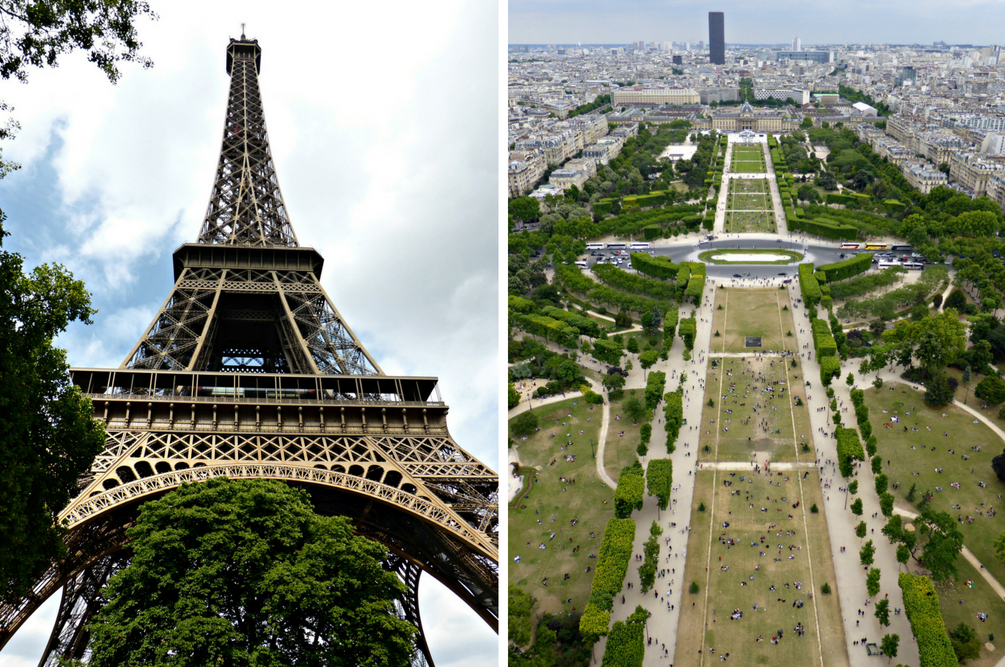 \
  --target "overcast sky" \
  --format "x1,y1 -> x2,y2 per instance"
510,0 -> 1005,46
0,1 -> 498,665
